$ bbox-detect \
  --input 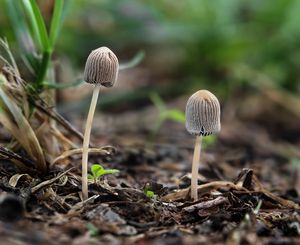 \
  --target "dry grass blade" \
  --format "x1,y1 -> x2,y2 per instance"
9,173 -> 33,187
262,189 -> 300,209
51,147 -> 113,165
0,146 -> 35,168
50,126 -> 78,150
33,99 -> 88,145
183,196 -> 229,212
162,181 -> 249,202
251,175 -> 300,209
67,194 -> 100,215
31,168 -> 74,193
0,146 -> 37,174
0,75 -> 47,173
0,38 -> 19,76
